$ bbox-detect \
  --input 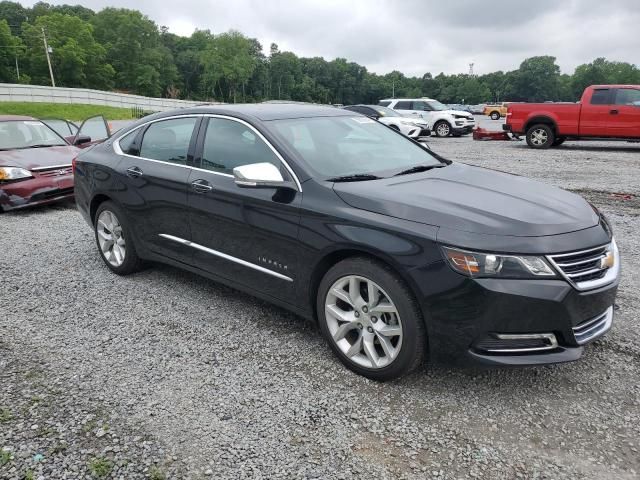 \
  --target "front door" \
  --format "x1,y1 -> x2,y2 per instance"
114,115 -> 201,264
579,87 -> 612,137
186,116 -> 301,303
608,88 -> 640,138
